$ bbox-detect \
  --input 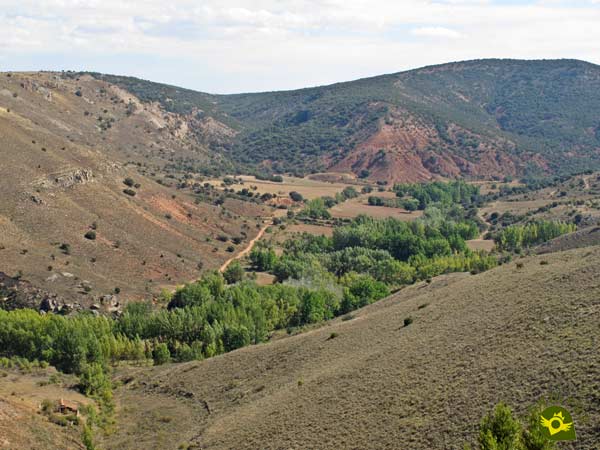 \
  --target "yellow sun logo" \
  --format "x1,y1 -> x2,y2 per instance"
540,411 -> 572,436
538,407 -> 576,441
